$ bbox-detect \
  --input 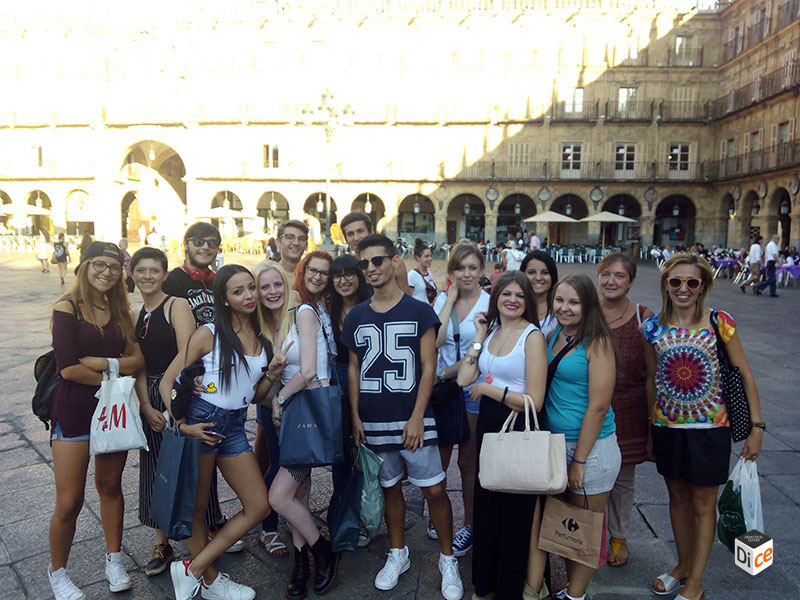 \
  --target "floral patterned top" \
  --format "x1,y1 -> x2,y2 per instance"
642,310 -> 736,429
